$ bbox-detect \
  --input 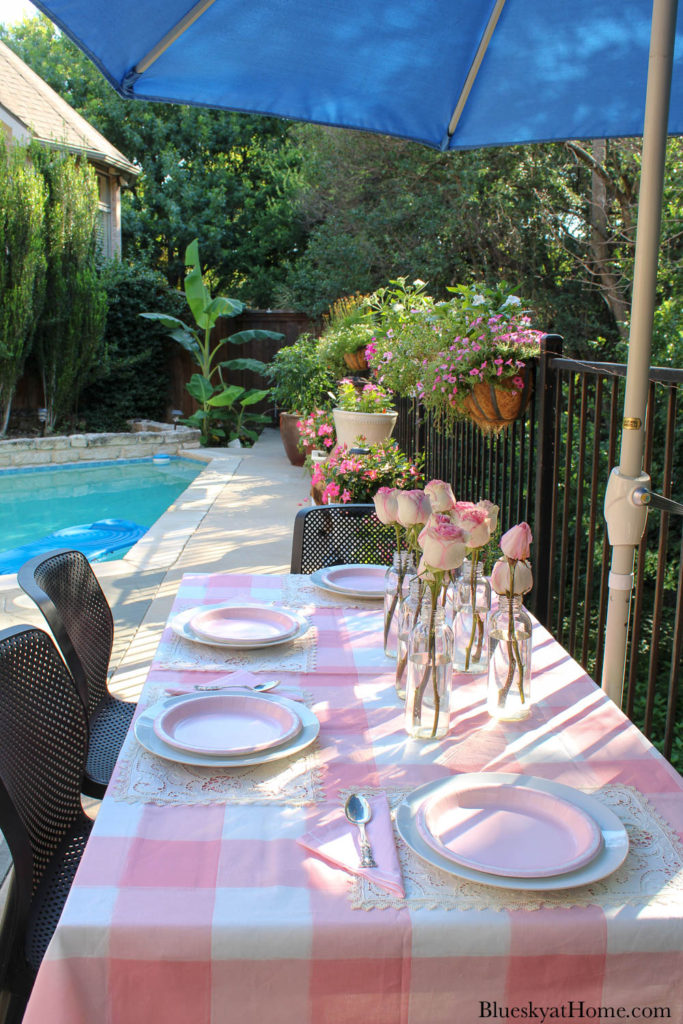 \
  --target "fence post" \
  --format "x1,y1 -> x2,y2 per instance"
531,334 -> 563,627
